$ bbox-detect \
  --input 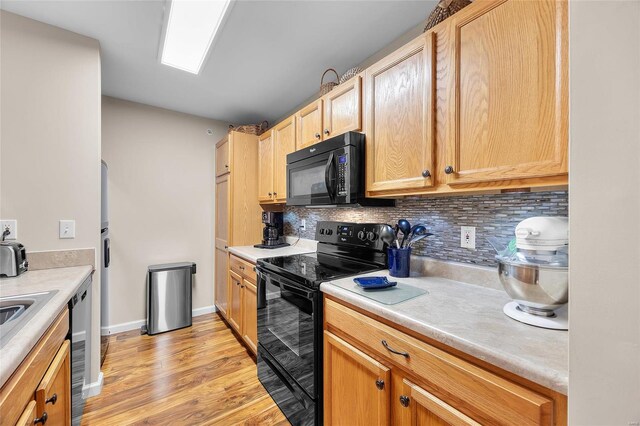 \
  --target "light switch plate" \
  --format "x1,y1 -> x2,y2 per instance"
460,226 -> 476,249
301,219 -> 306,231
59,220 -> 76,239
1,220 -> 17,240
